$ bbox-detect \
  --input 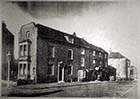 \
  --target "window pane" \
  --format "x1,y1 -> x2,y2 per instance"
68,66 -> 72,75
81,48 -> 85,55
20,64 -> 23,75
23,64 -> 26,75
48,64 -> 54,75
48,46 -> 55,58
68,49 -> 73,59
20,45 -> 23,56
81,57 -> 85,67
